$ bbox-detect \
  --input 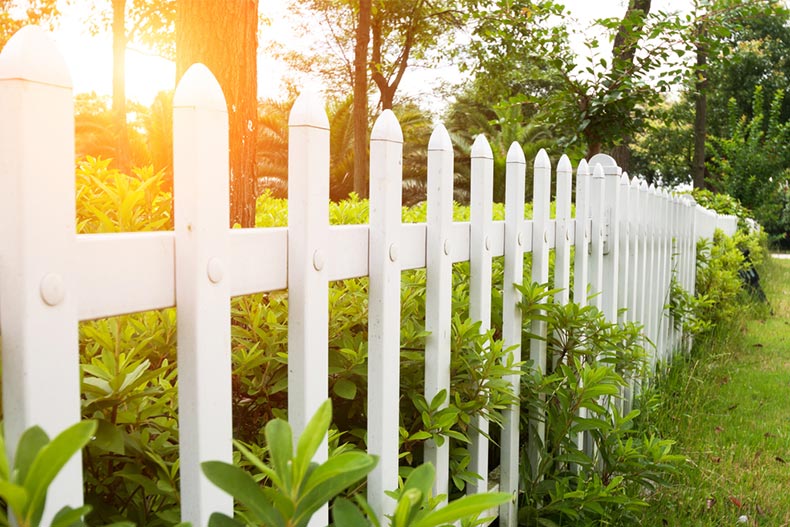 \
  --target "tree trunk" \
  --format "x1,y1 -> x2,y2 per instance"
597,0 -> 651,164
112,0 -> 131,175
352,0 -> 371,198
176,0 -> 258,227
692,28 -> 708,190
